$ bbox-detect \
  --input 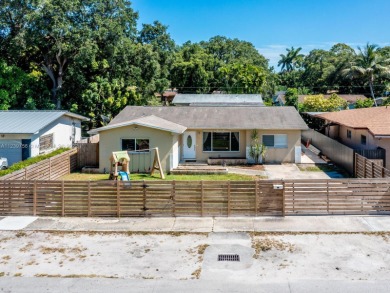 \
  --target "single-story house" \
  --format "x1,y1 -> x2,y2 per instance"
90,106 -> 308,174
0,111 -> 89,166
315,107 -> 390,167
172,94 -> 264,107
